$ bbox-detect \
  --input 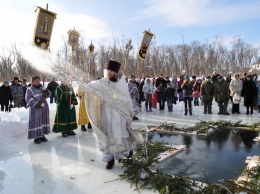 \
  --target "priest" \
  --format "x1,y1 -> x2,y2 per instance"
85,60 -> 143,169
53,81 -> 78,137
76,85 -> 91,131
25,76 -> 51,144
